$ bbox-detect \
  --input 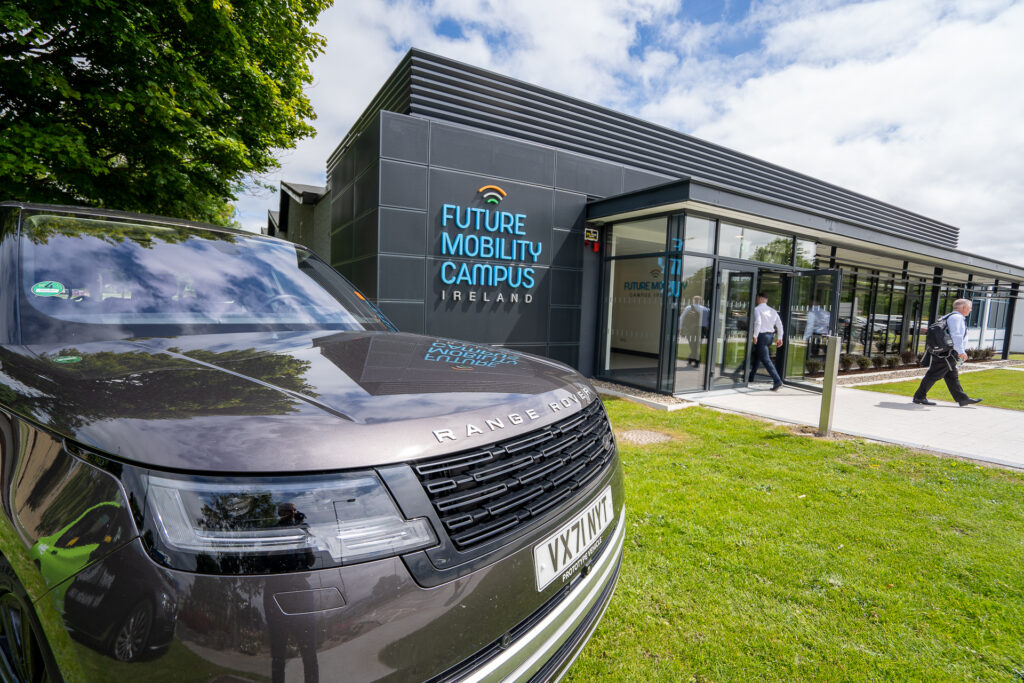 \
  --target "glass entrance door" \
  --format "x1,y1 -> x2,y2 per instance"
711,264 -> 756,388
786,269 -> 841,384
